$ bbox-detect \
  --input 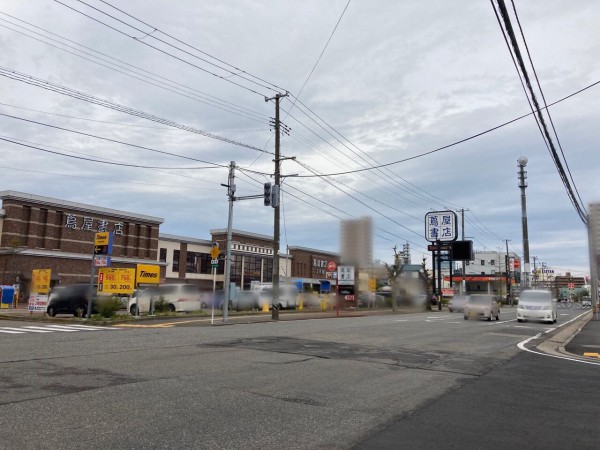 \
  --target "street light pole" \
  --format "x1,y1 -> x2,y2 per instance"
518,157 -> 531,289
